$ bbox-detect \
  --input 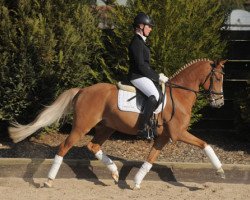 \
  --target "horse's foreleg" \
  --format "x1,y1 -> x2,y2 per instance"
178,130 -> 225,179
133,136 -> 169,189
87,125 -> 119,183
